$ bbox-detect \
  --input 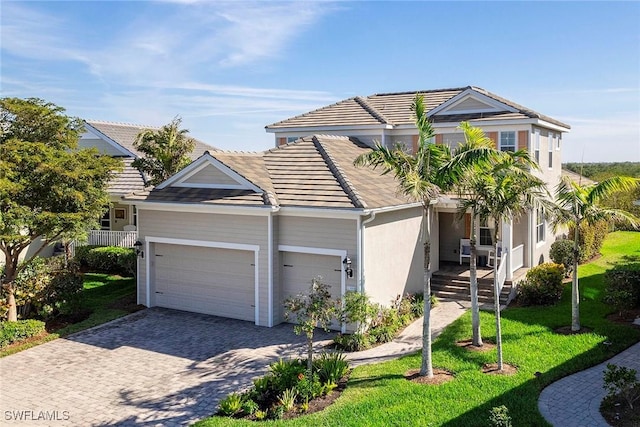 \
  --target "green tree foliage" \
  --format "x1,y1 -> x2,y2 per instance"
552,175 -> 640,331
132,116 -> 196,186
0,97 -> 121,321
